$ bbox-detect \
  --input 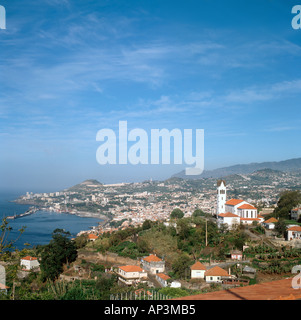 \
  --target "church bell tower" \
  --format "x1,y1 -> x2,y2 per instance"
216,179 -> 226,215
